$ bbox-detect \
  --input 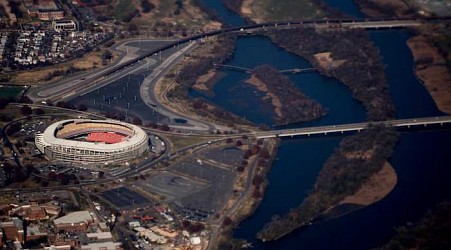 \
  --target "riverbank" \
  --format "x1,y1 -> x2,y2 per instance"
339,162 -> 397,206
156,34 -> 258,130
407,34 -> 451,115
215,138 -> 280,249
